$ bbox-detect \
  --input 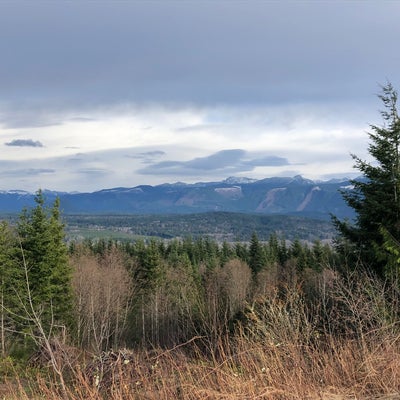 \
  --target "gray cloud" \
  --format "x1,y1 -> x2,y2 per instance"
5,139 -> 44,147
0,107 -> 64,129
66,157 -> 84,164
140,151 -> 165,157
138,149 -> 289,176
125,150 -> 166,164
244,156 -> 290,168
185,150 -> 245,170
0,168 -> 54,176
75,168 -> 110,177
0,1 -> 399,112
68,117 -> 96,123
125,151 -> 166,158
